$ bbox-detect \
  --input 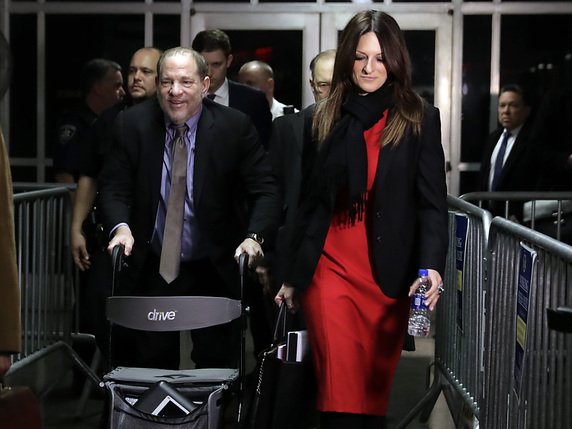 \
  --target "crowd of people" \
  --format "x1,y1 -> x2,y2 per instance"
7,6 -> 569,428
46,11 -> 450,428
